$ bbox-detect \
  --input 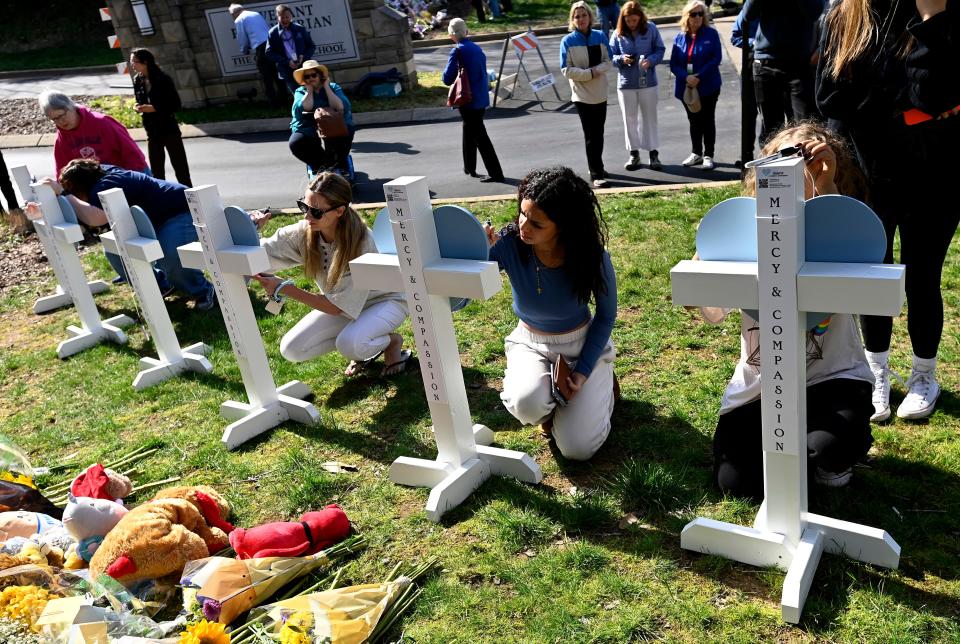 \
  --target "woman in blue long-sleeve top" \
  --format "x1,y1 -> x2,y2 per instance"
482,166 -> 618,461
670,1 -> 723,170
442,18 -> 504,183
609,1 -> 666,171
